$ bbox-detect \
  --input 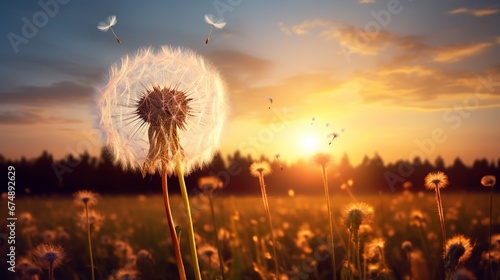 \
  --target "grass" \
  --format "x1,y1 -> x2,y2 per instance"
2,192 -> 498,279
